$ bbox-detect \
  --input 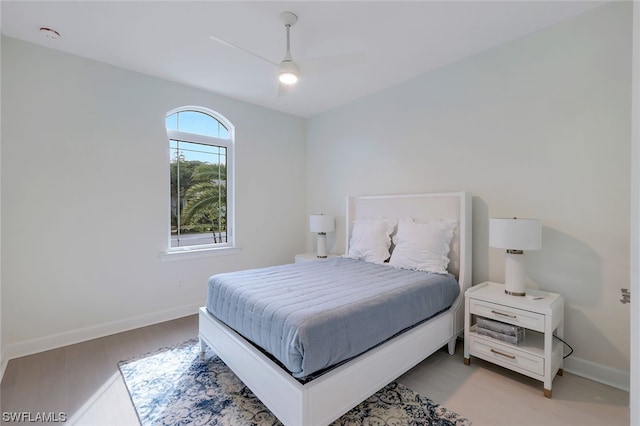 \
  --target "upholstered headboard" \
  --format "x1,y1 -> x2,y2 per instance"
345,191 -> 472,332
